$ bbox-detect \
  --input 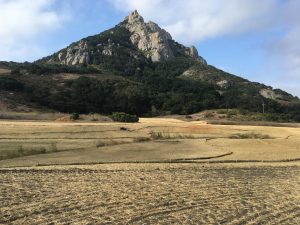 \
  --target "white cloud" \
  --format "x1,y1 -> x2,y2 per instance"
112,0 -> 276,44
261,1 -> 300,96
0,0 -> 69,61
